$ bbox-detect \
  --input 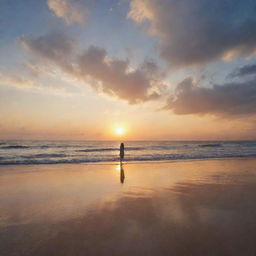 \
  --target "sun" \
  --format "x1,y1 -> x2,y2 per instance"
114,126 -> 125,136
